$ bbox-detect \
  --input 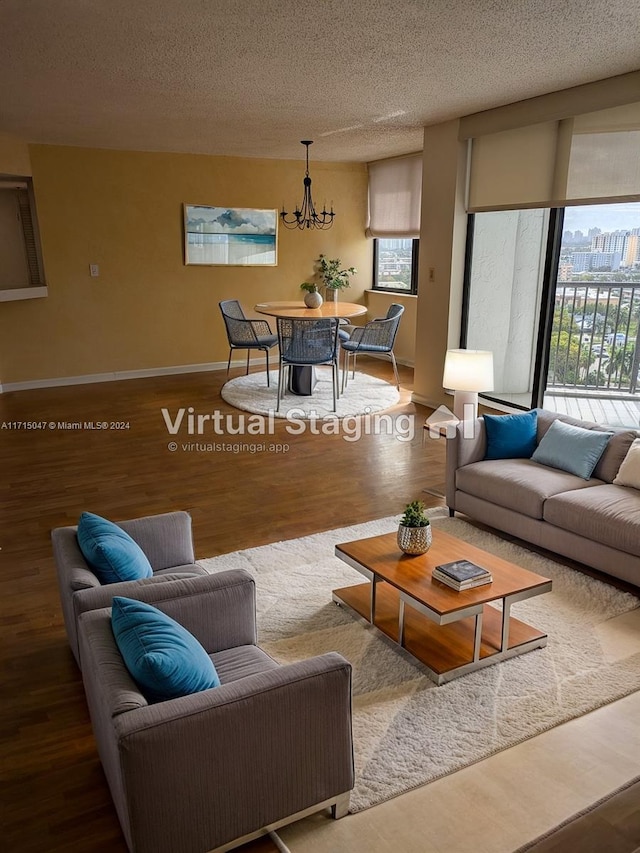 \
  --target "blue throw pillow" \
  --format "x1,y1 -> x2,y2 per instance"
111,597 -> 220,702
531,419 -> 613,479
77,511 -> 153,585
484,410 -> 538,460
